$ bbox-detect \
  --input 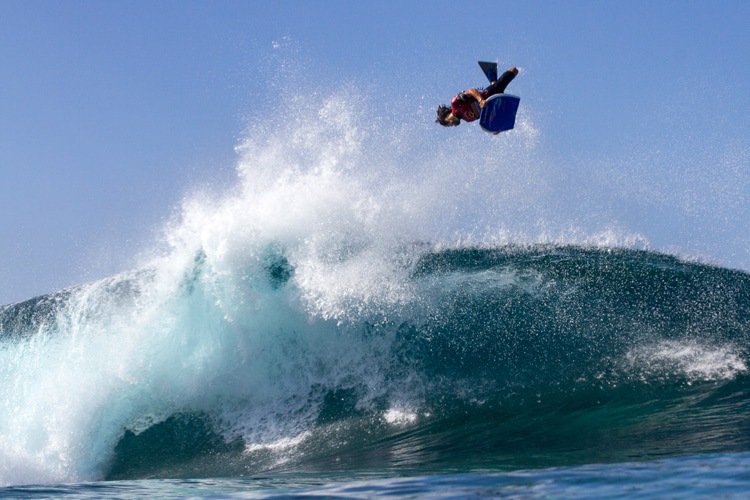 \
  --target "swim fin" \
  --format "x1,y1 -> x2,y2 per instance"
478,61 -> 498,83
